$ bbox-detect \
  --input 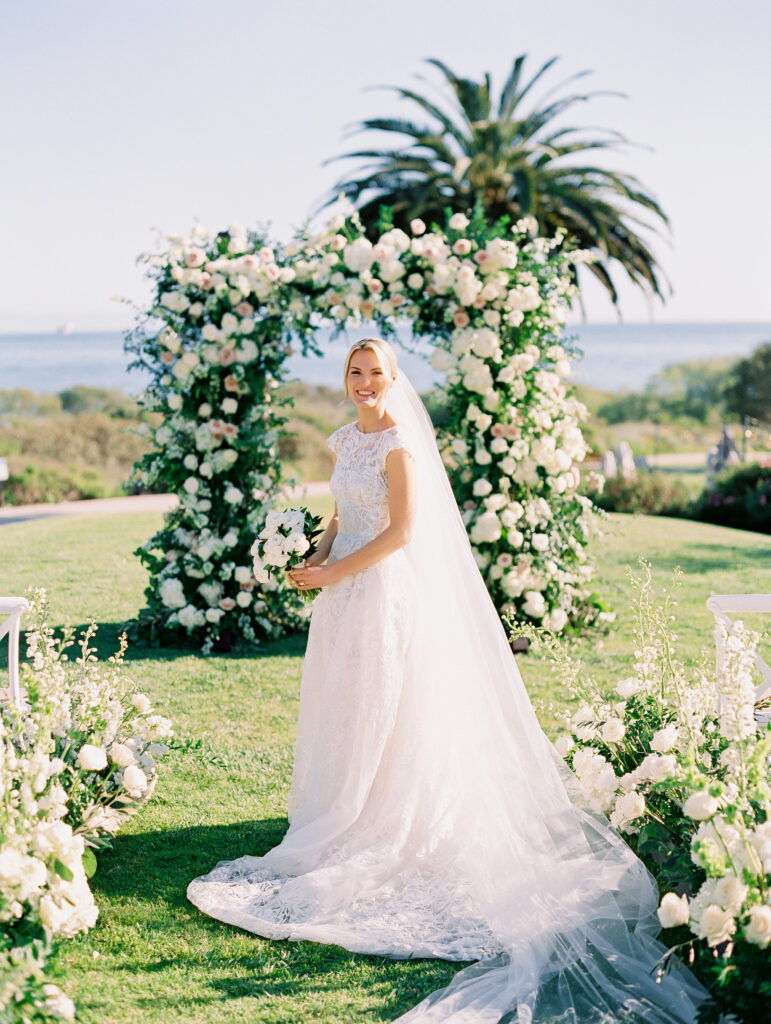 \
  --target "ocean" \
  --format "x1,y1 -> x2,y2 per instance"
0,322 -> 769,397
